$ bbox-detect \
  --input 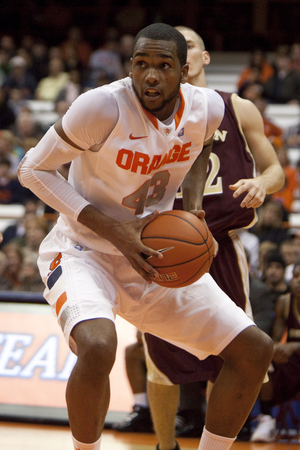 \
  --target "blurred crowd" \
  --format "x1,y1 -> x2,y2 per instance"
1,27 -> 300,298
